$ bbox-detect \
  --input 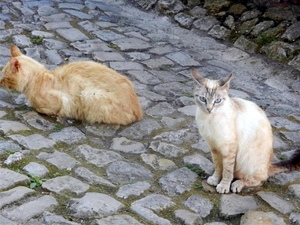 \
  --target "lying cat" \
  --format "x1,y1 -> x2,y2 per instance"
1,45 -> 143,125
192,68 -> 300,193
